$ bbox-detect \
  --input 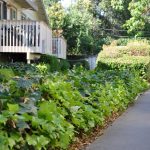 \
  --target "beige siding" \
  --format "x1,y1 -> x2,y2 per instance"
21,10 -> 39,21
4,0 -> 40,21
0,0 -> 53,62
